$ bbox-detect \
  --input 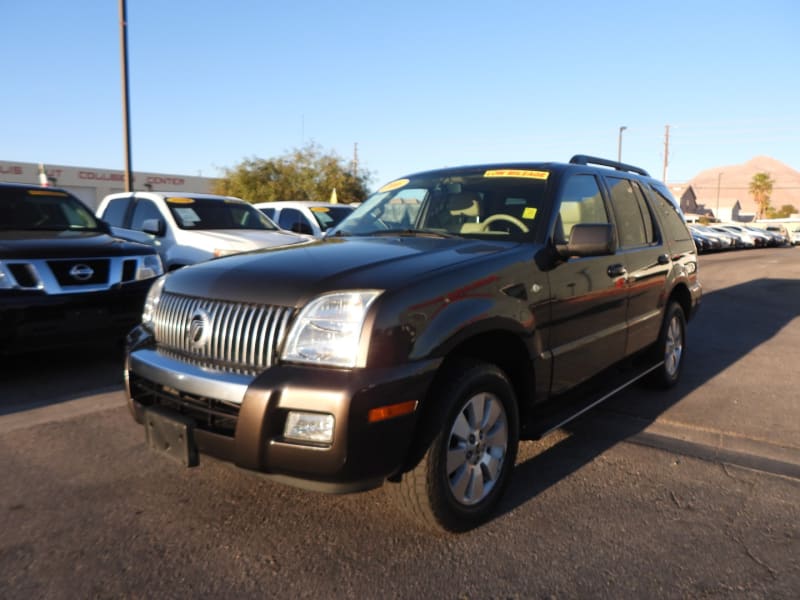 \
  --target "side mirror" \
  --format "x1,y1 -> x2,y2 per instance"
95,219 -> 112,235
142,218 -> 165,237
558,223 -> 615,258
